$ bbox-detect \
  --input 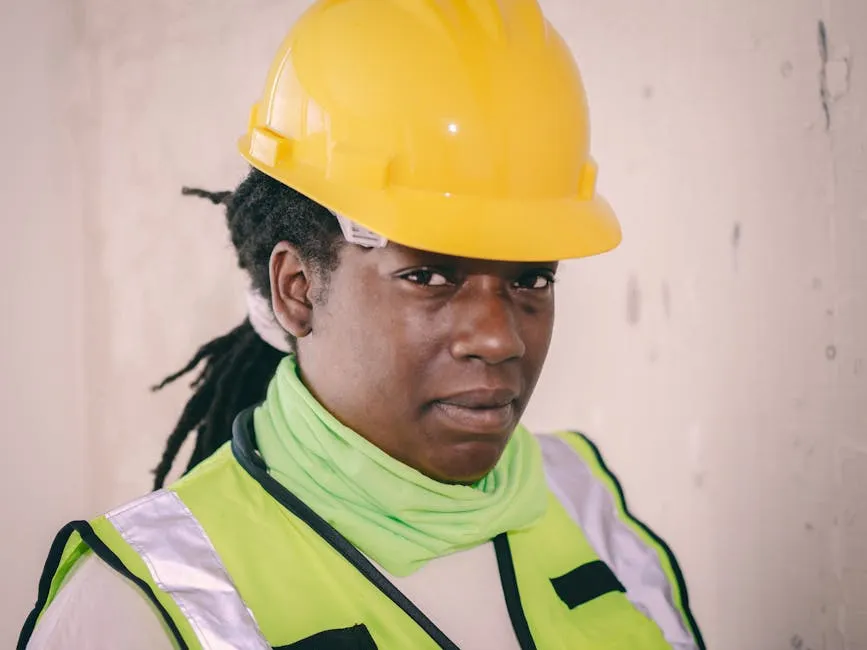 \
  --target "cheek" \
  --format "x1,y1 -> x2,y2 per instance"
537,313 -> 556,356
316,286 -> 433,411
360,305 -> 440,398
522,298 -> 555,345
519,304 -> 556,376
